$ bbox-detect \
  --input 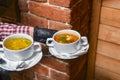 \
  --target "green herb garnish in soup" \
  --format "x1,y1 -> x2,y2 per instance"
54,33 -> 79,44
4,37 -> 32,50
